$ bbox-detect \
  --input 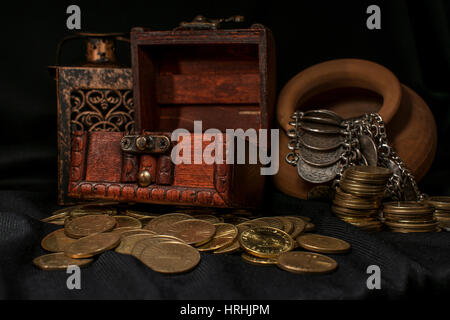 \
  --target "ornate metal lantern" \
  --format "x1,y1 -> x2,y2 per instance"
50,32 -> 134,204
